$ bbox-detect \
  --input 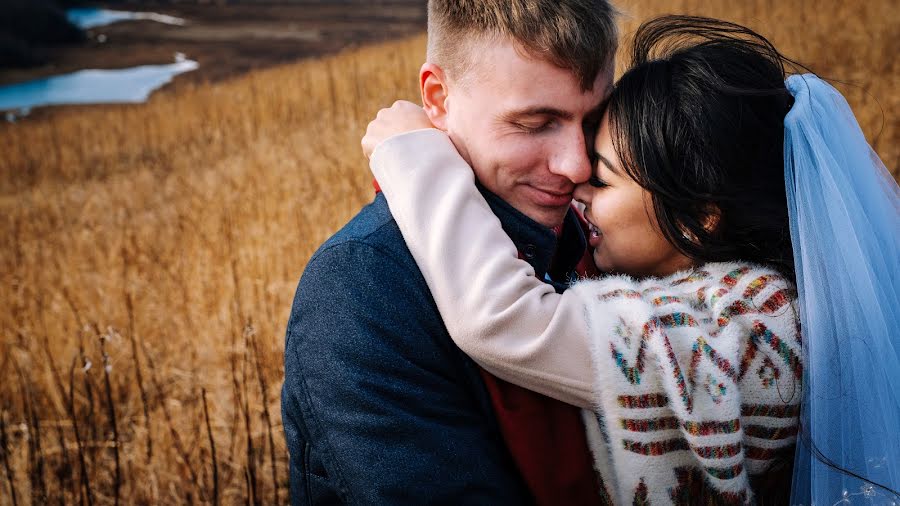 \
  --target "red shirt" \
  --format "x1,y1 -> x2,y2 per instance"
481,212 -> 601,506
375,180 -> 601,503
